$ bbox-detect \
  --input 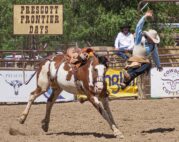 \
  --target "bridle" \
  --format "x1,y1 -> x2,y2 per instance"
90,56 -> 107,93
94,75 -> 104,84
